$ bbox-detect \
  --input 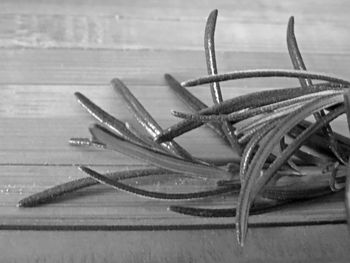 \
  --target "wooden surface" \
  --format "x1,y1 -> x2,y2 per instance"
1,0 -> 350,262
